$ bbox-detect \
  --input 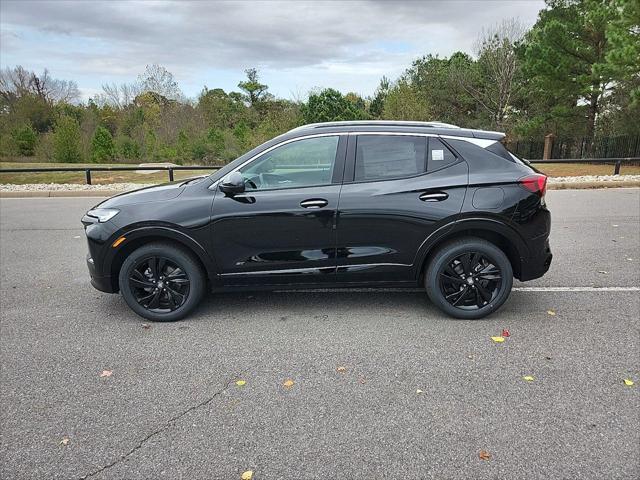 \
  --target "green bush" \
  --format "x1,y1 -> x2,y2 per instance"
53,115 -> 83,163
90,126 -> 115,162
11,124 -> 38,156
116,136 -> 141,160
